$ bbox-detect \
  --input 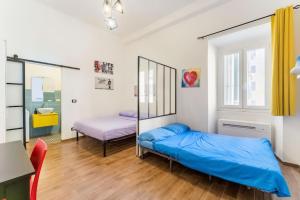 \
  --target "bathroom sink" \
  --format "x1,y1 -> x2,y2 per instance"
37,108 -> 54,114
